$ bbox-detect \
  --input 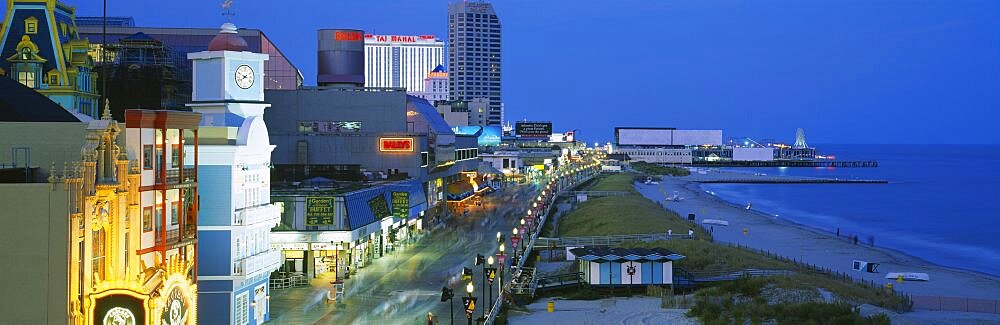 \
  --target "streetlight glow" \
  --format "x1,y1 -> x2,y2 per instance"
520,218 -> 525,226
466,282 -> 474,294
499,243 -> 505,252
488,256 -> 494,265
513,228 -> 518,235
